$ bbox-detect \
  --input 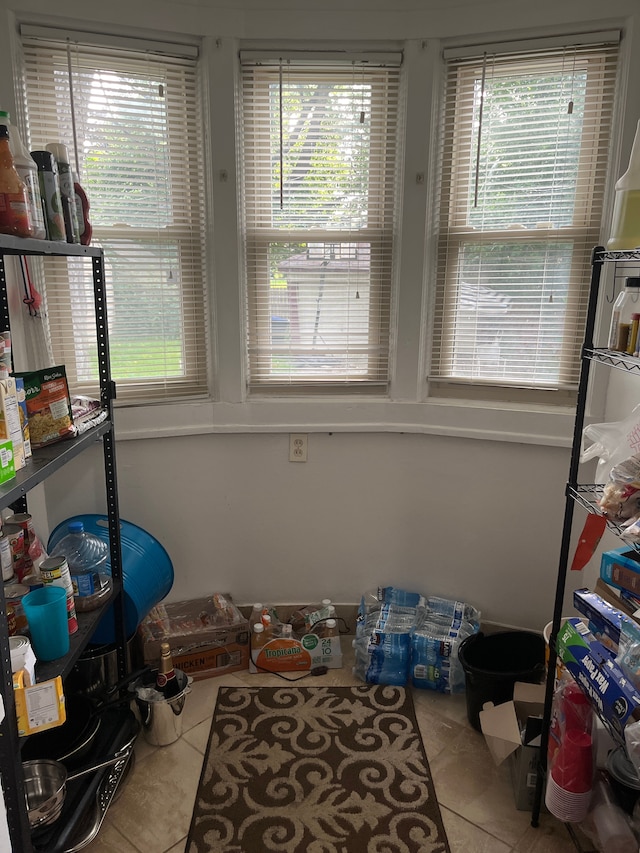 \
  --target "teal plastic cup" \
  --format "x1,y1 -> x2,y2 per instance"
22,586 -> 70,661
